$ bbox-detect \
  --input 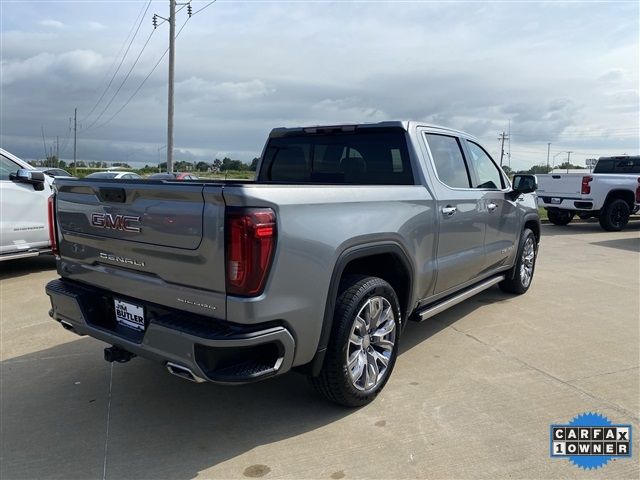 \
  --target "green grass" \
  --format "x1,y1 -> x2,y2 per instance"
538,207 -> 547,220
200,170 -> 256,180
